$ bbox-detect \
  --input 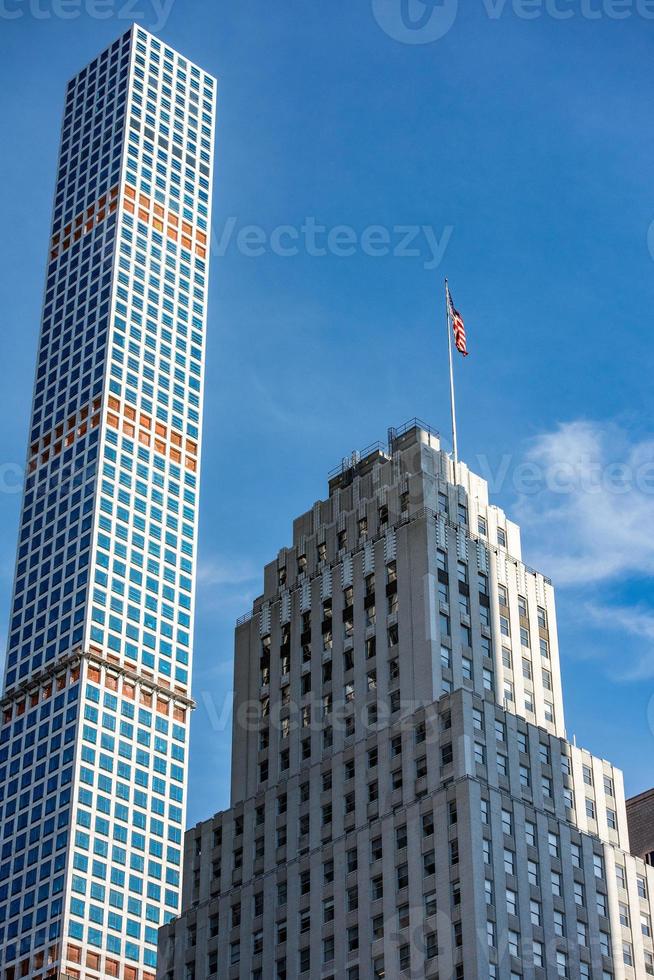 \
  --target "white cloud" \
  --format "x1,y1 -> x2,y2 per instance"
504,419 -> 654,682
513,420 -> 654,586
